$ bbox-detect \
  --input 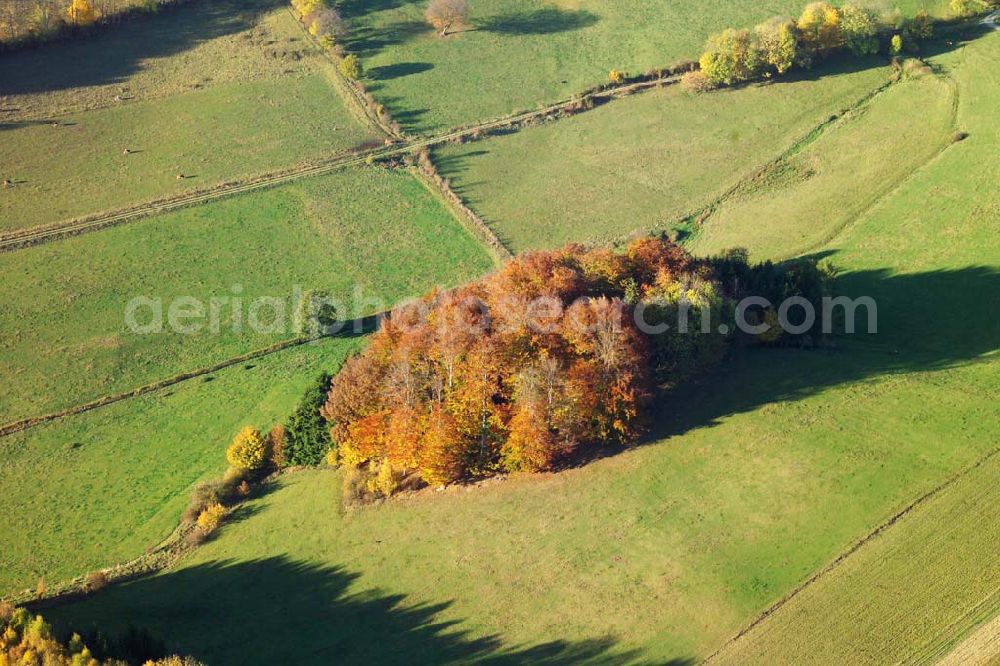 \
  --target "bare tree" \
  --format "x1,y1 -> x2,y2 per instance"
426,0 -> 469,37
